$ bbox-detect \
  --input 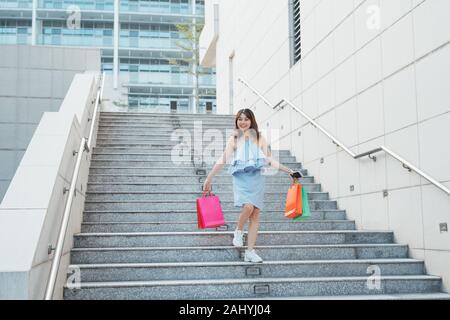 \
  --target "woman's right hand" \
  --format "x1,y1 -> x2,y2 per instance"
203,177 -> 212,193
